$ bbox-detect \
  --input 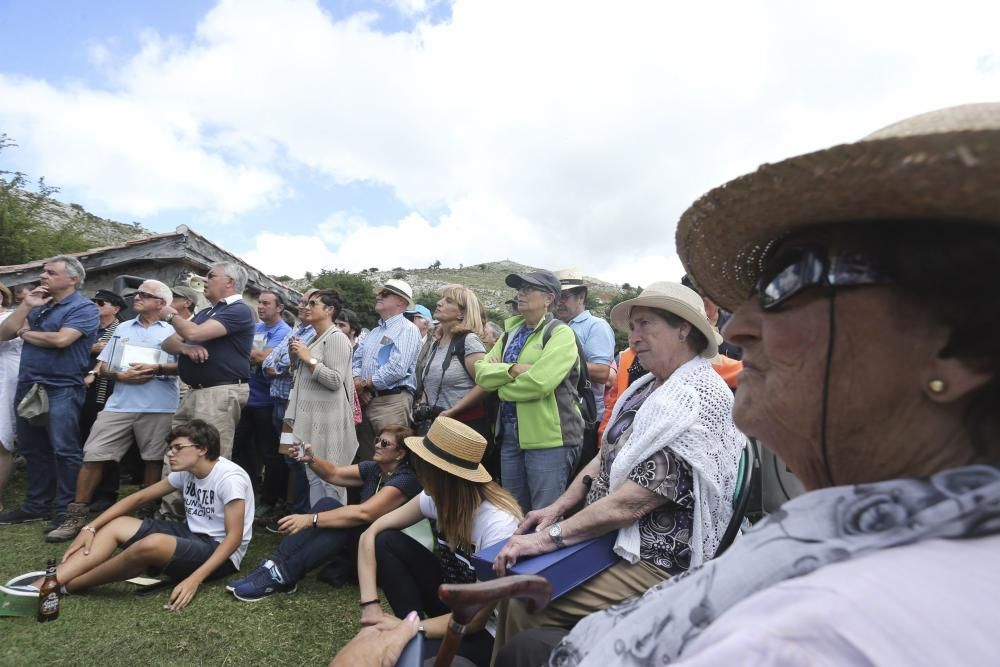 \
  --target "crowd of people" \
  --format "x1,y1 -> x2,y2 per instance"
3,102 -> 999,667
